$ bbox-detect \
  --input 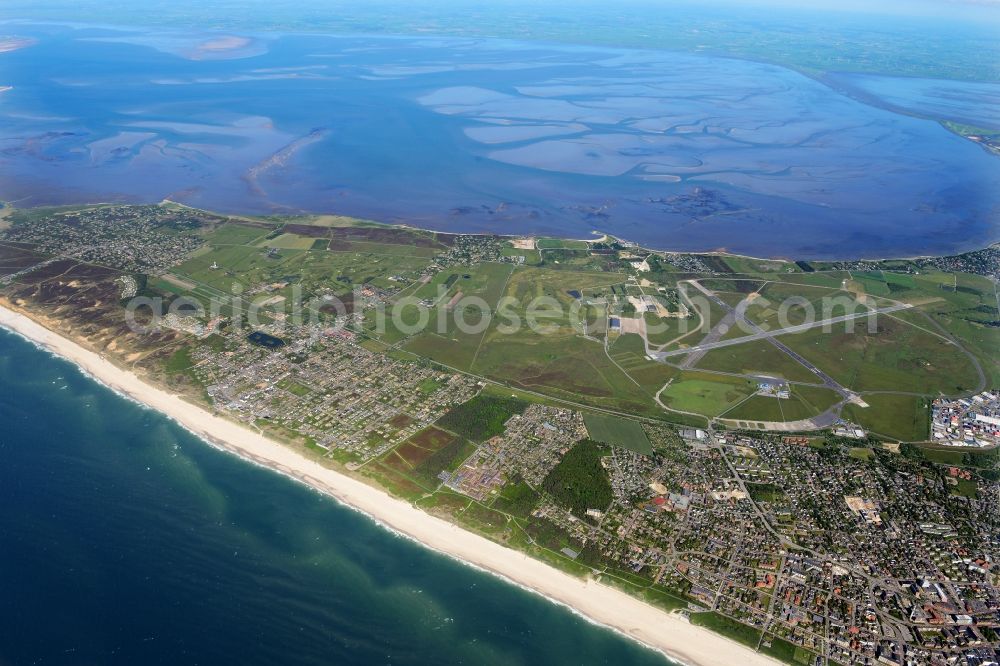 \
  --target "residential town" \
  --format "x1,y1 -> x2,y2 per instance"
932,392 -> 1000,448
